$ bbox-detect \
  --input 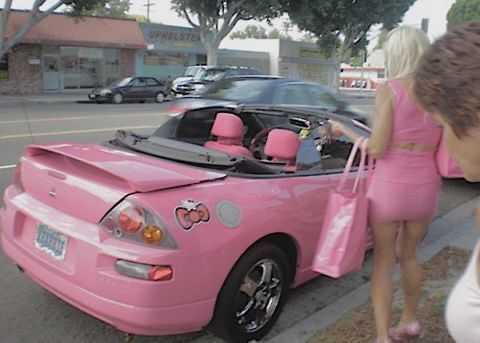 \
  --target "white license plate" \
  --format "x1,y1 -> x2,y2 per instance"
34,224 -> 68,261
